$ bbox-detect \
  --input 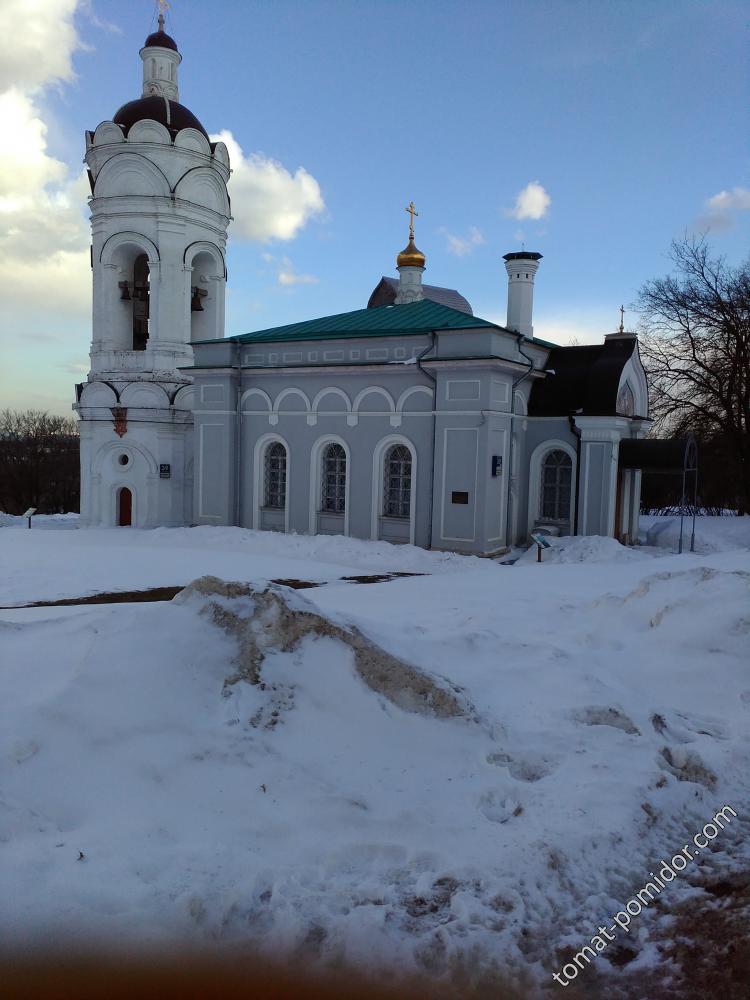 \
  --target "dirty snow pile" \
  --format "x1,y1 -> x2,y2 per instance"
1,520 -> 749,993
